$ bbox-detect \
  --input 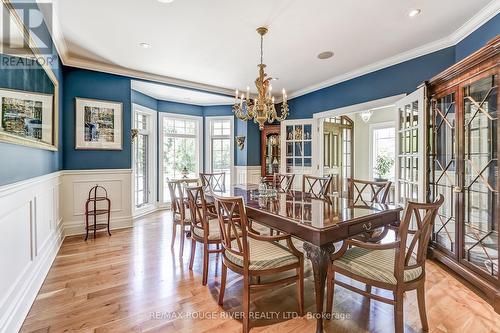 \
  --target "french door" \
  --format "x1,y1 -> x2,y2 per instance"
132,105 -> 157,215
394,87 -> 426,205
